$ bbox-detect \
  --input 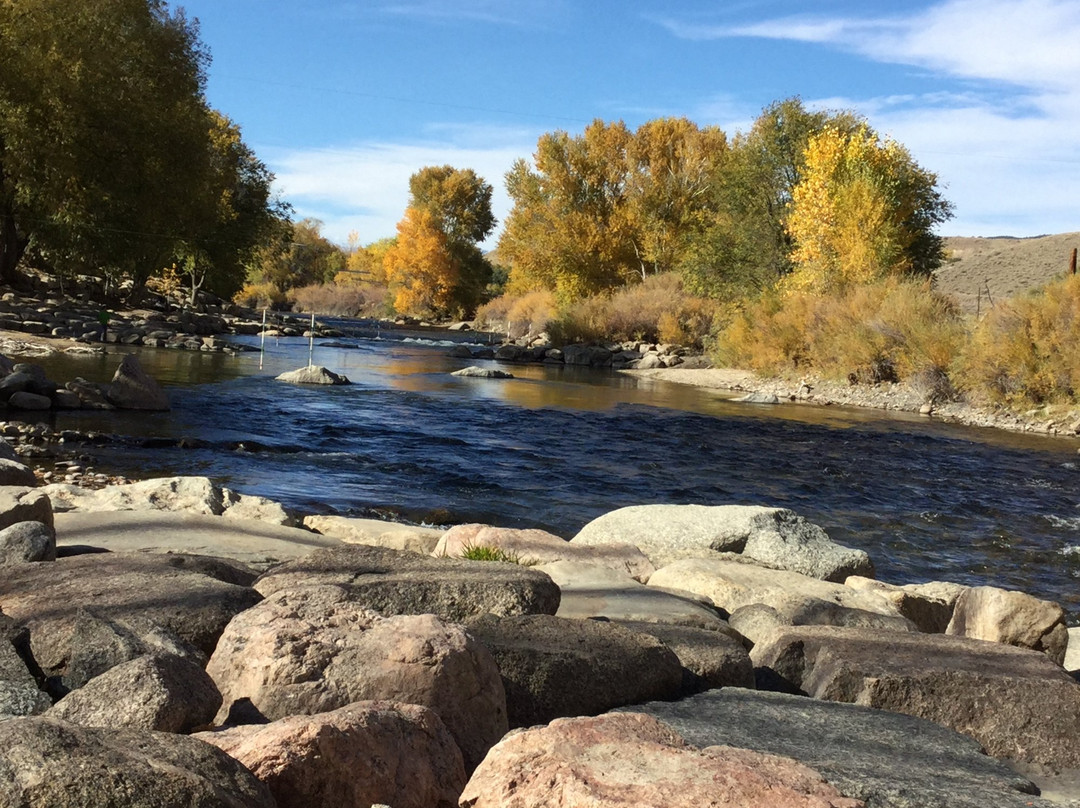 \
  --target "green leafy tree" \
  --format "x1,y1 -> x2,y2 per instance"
248,218 -> 346,297
0,0 -> 212,285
